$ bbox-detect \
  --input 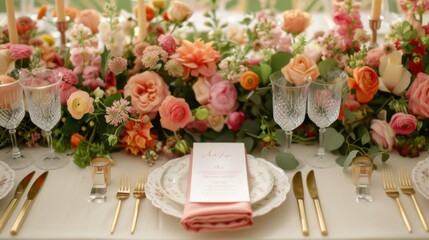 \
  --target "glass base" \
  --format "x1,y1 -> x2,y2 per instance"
35,155 -> 69,170
356,185 -> 373,203
2,156 -> 34,170
305,152 -> 337,169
